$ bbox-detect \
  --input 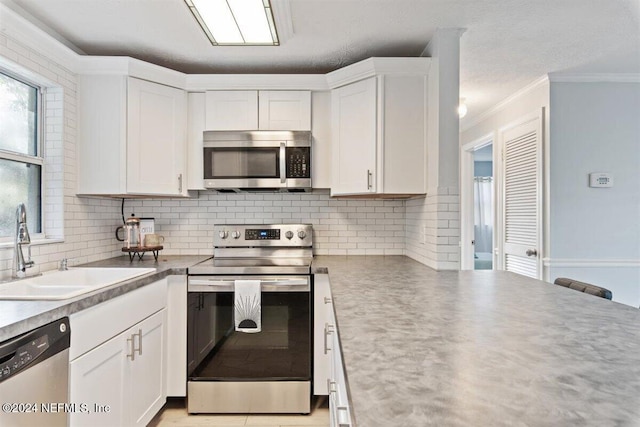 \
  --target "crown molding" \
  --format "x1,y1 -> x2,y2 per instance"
326,57 -> 430,89
185,74 -> 329,91
460,75 -> 549,132
0,3 -> 79,72
548,73 -> 640,83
